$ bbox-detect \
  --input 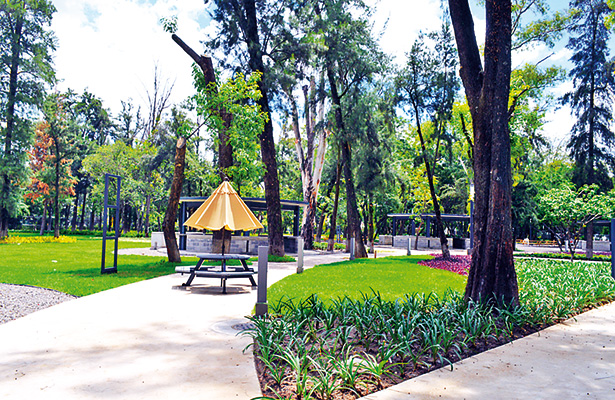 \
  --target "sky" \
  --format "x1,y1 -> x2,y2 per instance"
50,0 -> 574,145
